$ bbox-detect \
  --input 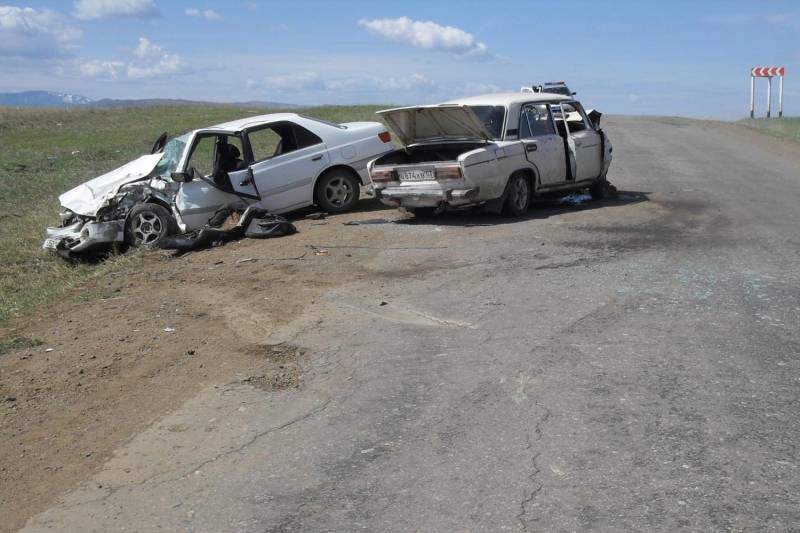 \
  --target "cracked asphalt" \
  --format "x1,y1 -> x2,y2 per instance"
22,116 -> 800,532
